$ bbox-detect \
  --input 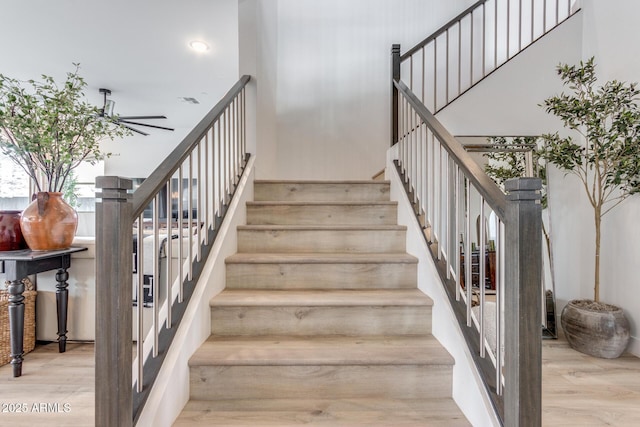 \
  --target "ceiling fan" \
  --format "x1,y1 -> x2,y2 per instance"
99,88 -> 174,136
